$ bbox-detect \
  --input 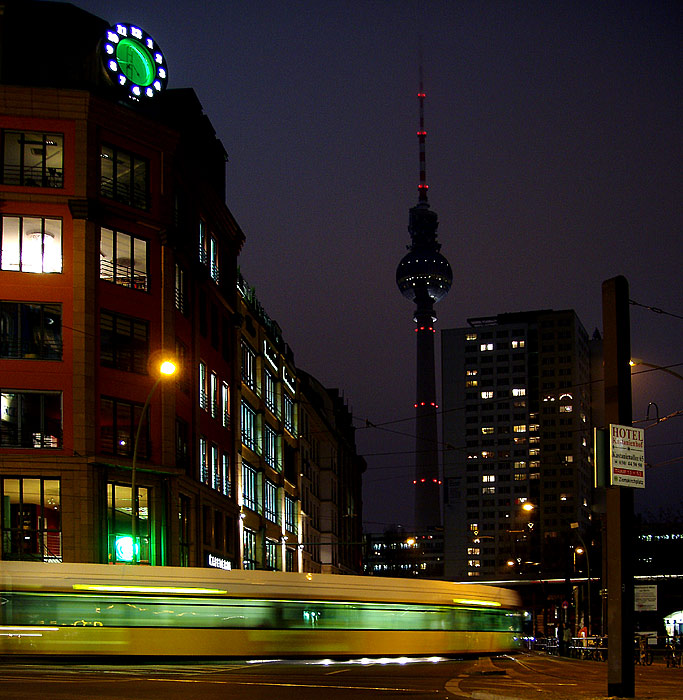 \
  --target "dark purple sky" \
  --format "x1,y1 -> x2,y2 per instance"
73,0 -> 682,530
